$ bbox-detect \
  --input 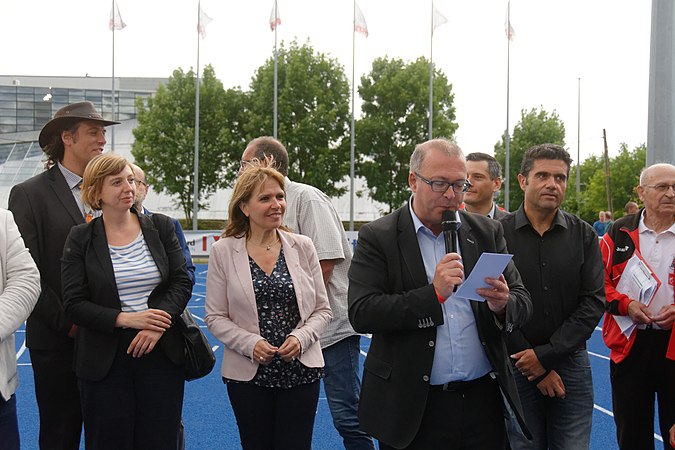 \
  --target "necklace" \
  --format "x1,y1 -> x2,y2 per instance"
249,237 -> 280,251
